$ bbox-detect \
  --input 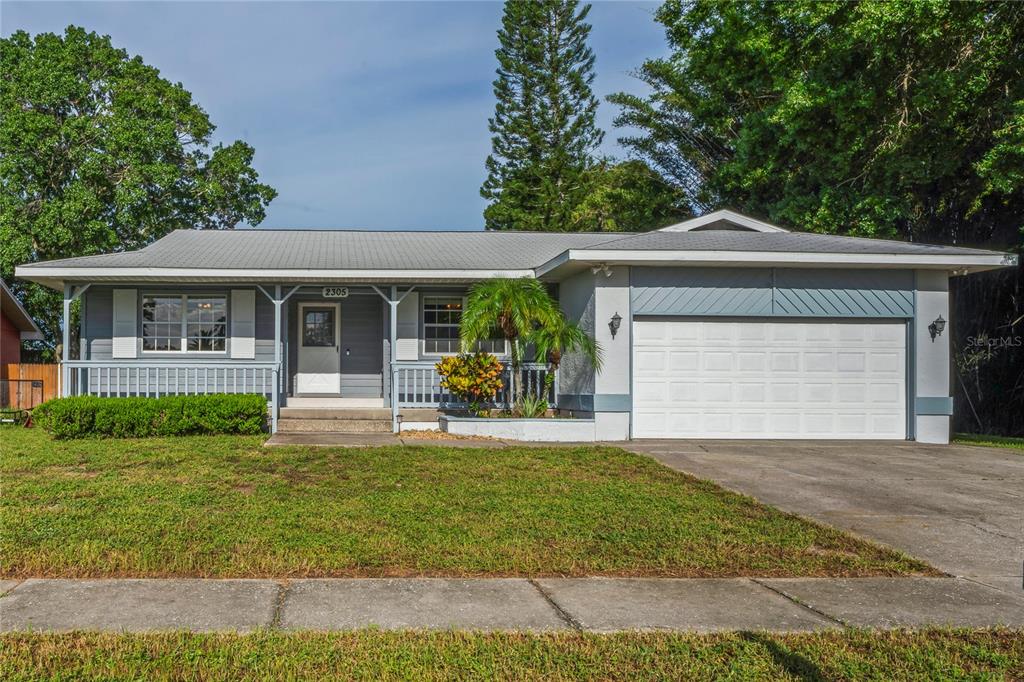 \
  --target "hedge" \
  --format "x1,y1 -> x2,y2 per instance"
32,394 -> 268,439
